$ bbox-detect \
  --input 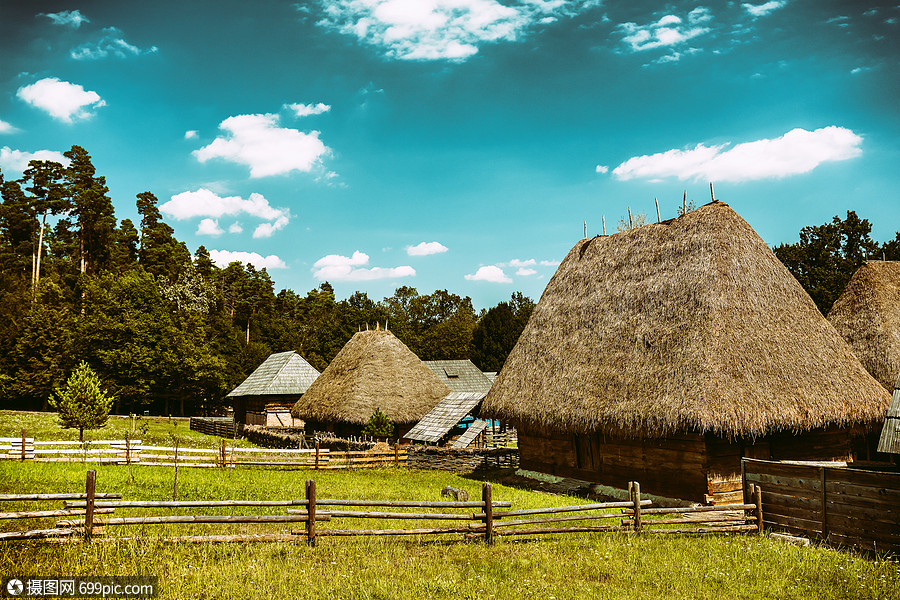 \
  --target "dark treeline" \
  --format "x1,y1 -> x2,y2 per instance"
0,147 -> 534,416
